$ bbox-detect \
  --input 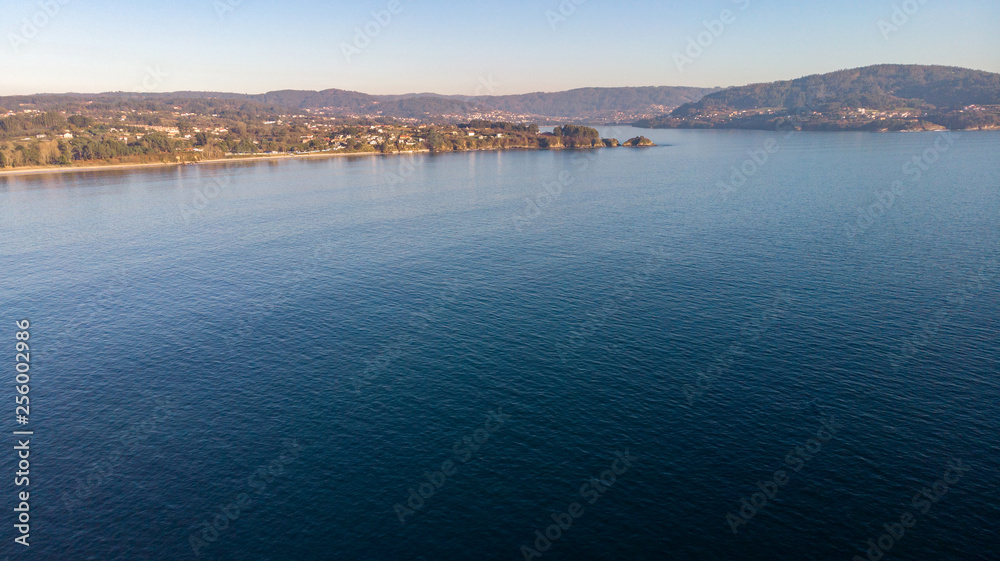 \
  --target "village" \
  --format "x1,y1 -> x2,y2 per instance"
0,103 -> 647,171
